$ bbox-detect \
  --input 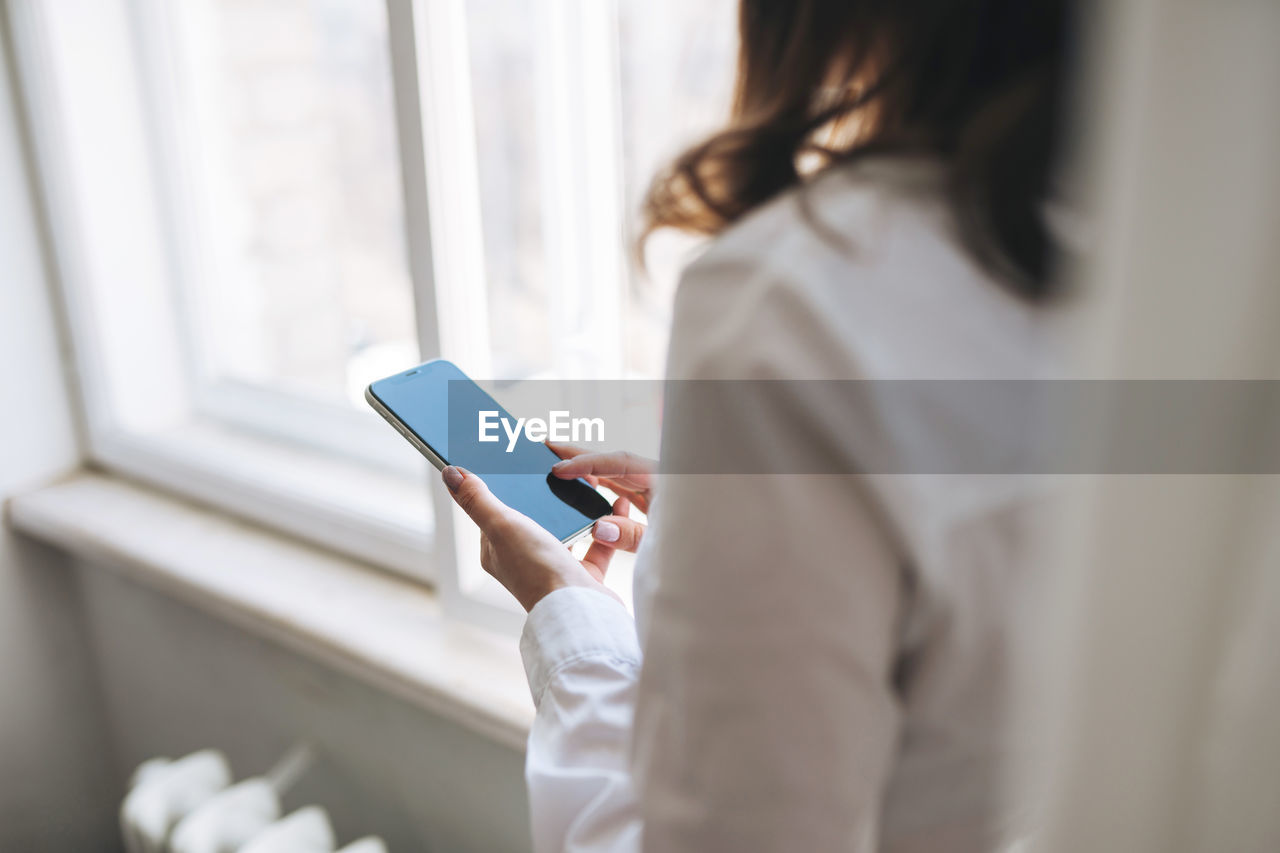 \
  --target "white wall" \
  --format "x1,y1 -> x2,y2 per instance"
0,10 -> 120,849
1033,2 -> 1280,851
78,565 -> 532,852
